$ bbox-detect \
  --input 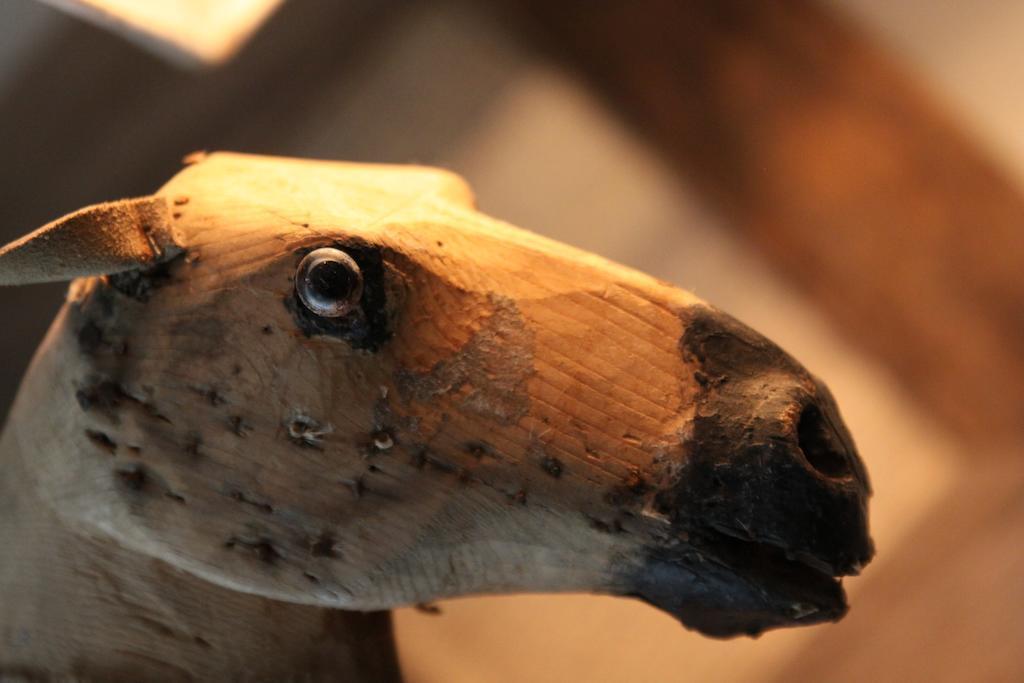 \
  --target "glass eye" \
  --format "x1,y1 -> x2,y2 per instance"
295,247 -> 363,318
